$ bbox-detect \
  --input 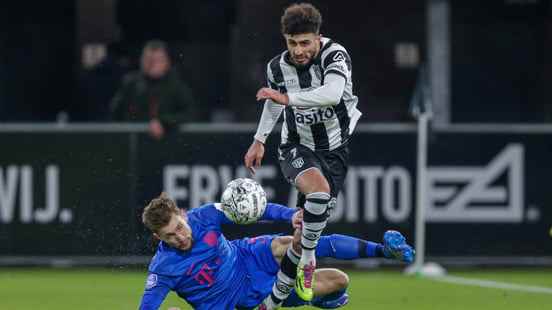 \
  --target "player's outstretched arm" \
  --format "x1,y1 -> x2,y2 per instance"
260,203 -> 301,227
139,273 -> 173,310
245,61 -> 286,175
216,201 -> 300,226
